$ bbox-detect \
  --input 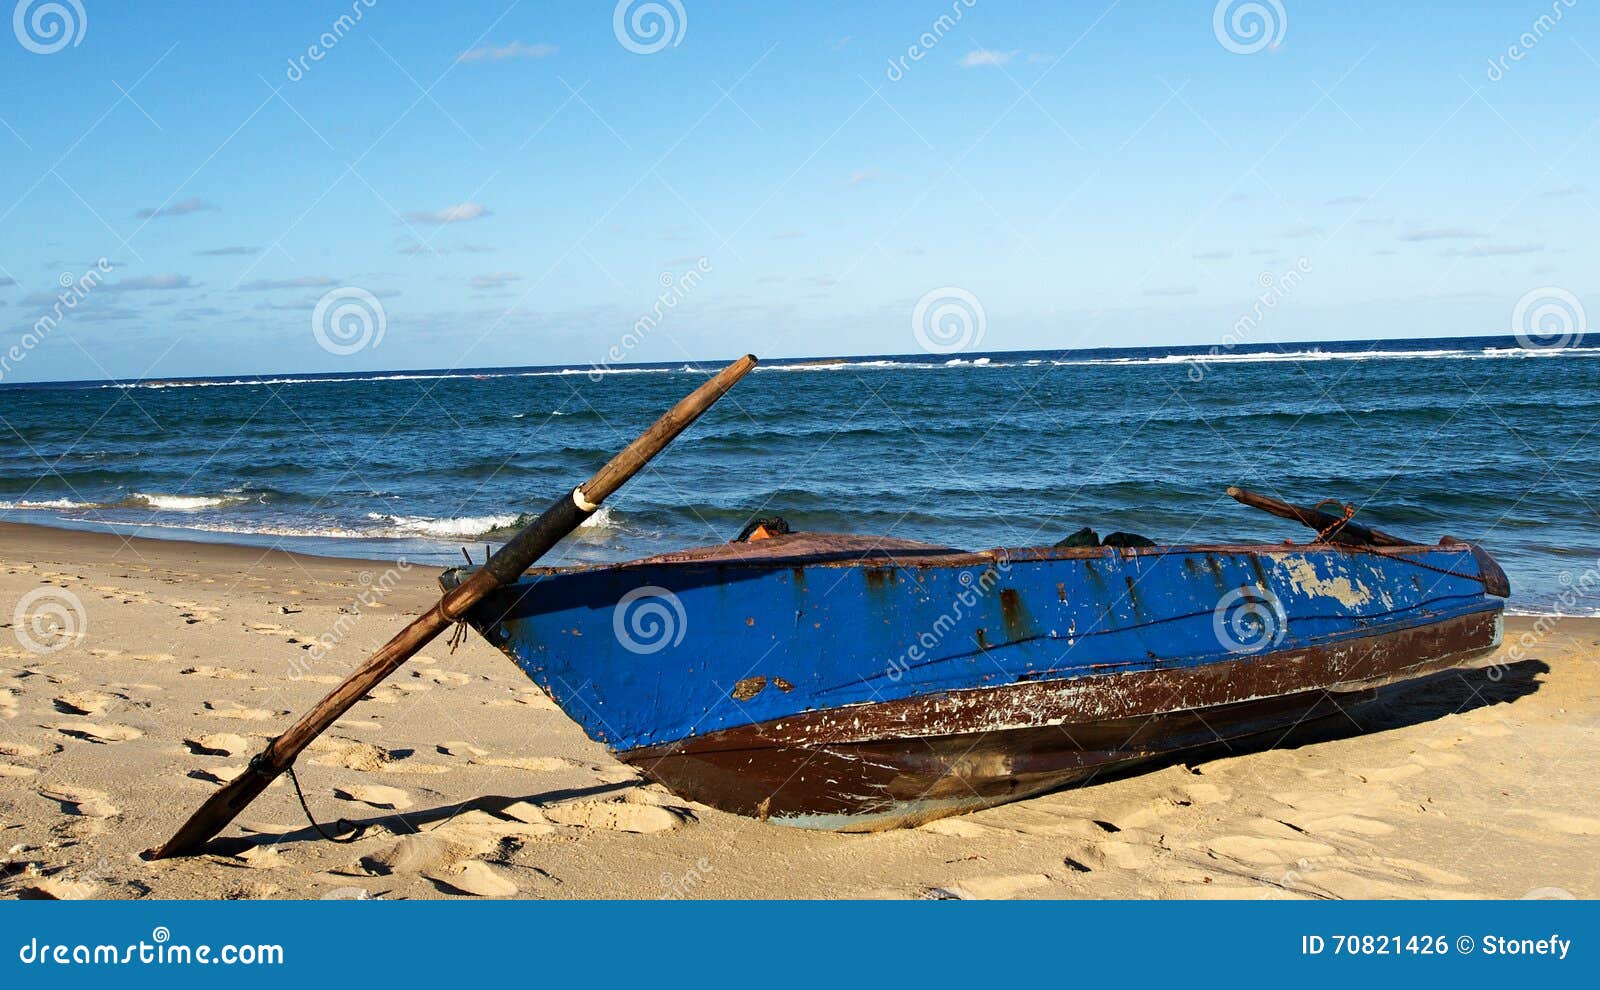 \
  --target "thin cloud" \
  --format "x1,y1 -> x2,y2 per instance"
102,274 -> 195,292
1442,242 -> 1544,258
397,239 -> 495,256
405,202 -> 491,224
1398,227 -> 1481,242
237,276 -> 339,291
457,41 -> 557,62
196,246 -> 260,257
135,197 -> 216,220
0,276 -> 14,287
469,272 -> 521,290
1281,225 -> 1323,239
1192,250 -> 1231,260
848,168 -> 878,185
1324,195 -> 1367,206
769,231 -> 805,240
1540,184 -> 1586,198
1143,285 -> 1198,297
960,49 -> 1016,68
